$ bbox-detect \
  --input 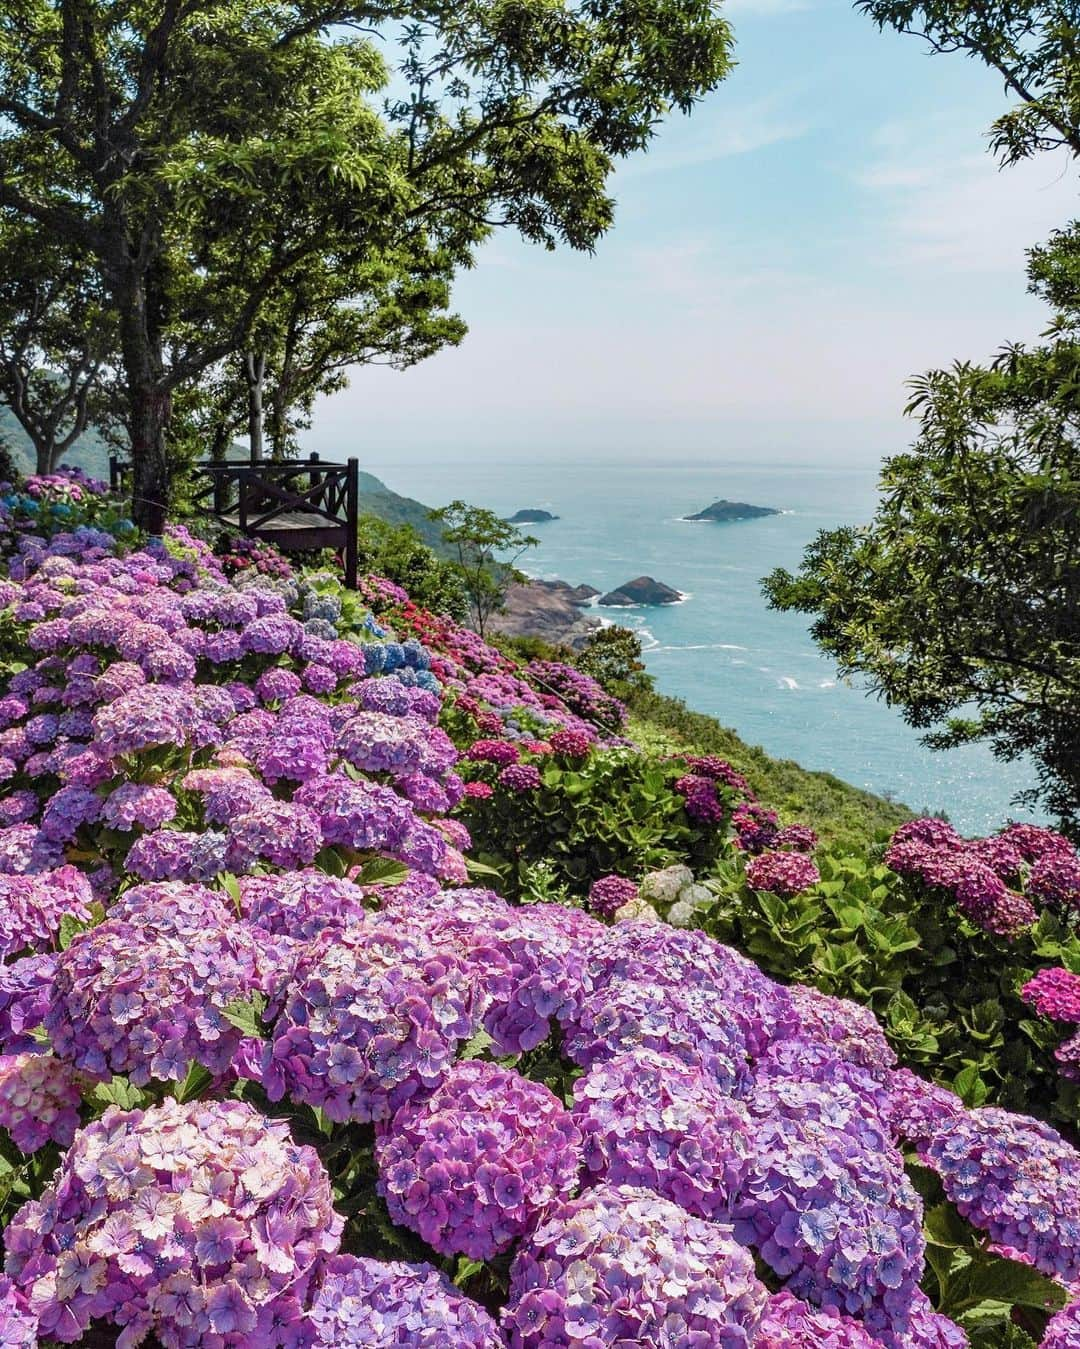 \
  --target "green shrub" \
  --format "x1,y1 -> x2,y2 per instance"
460,747 -> 734,901
355,515 -> 469,621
